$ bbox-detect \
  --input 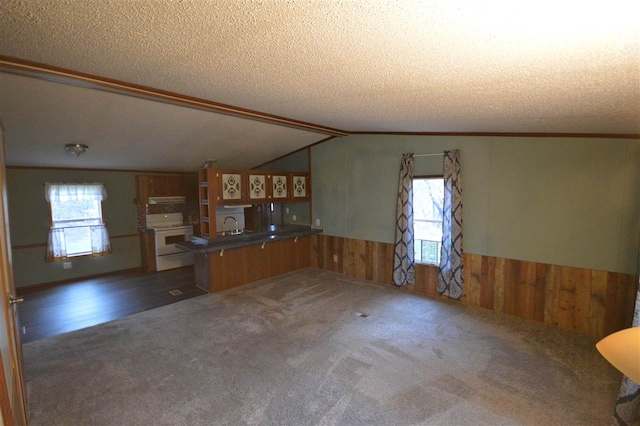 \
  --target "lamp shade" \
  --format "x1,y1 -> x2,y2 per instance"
596,327 -> 640,383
